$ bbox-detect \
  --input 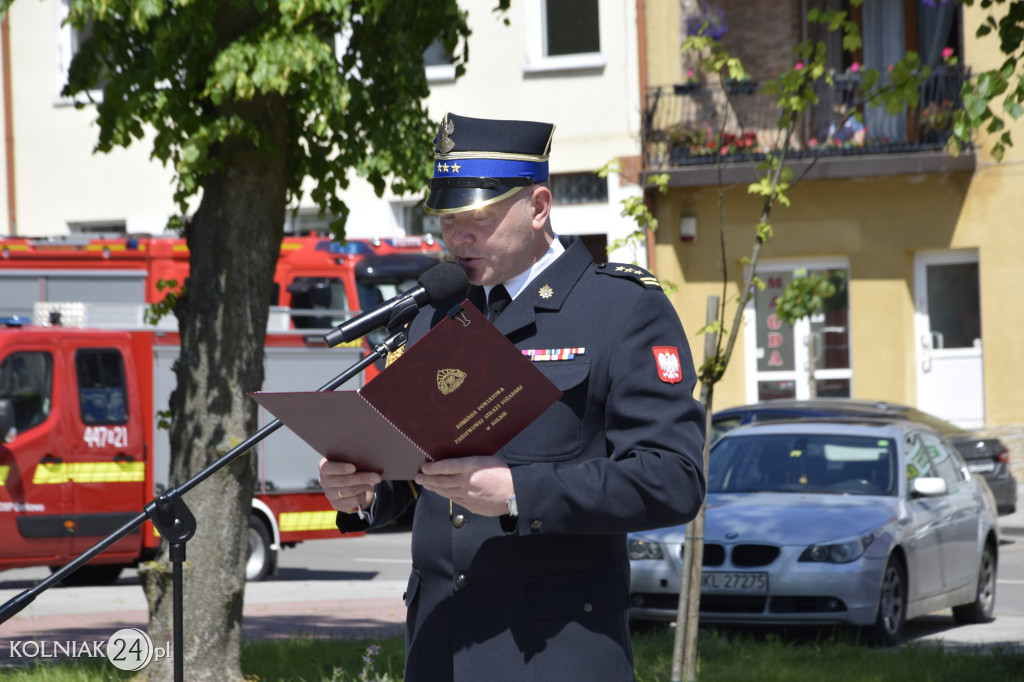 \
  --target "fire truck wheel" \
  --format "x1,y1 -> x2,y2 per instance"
52,564 -> 124,586
246,516 -> 274,582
